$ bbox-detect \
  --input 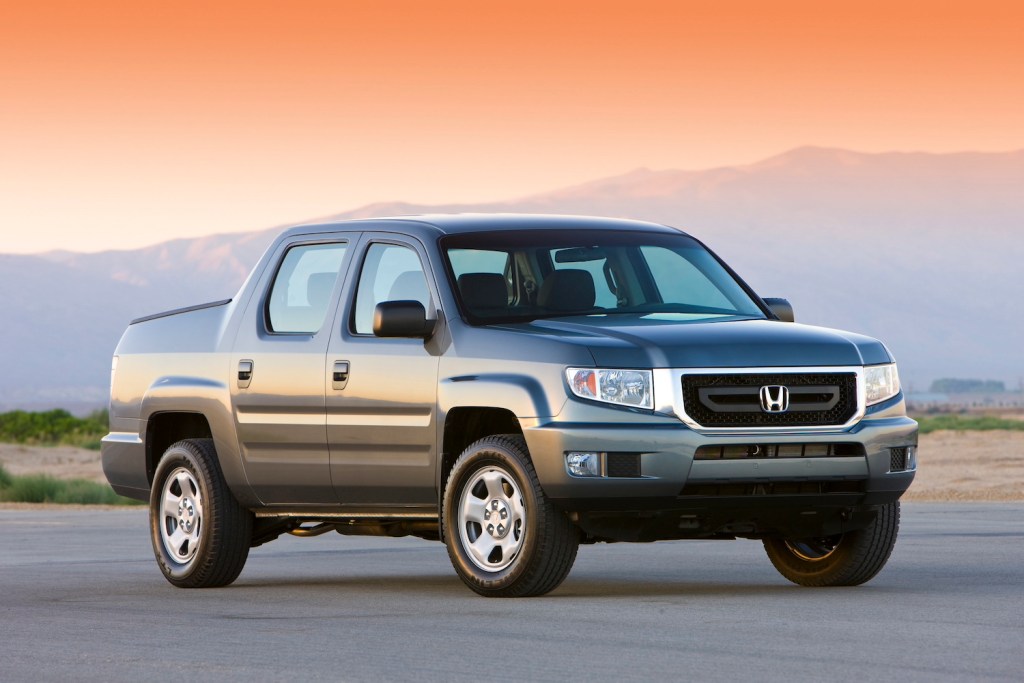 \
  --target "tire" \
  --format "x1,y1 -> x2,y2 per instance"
763,502 -> 900,587
442,435 -> 579,597
149,439 -> 253,588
